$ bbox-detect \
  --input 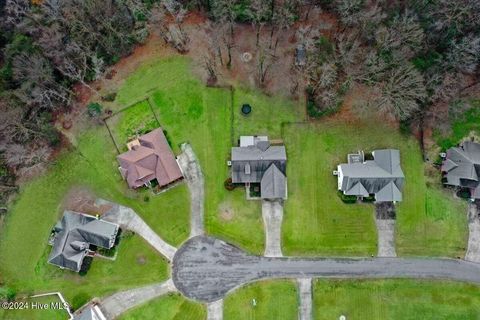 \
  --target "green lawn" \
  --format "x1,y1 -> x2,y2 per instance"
313,279 -> 480,319
283,120 -> 467,257
0,295 -> 69,320
119,293 -> 206,320
0,126 -> 189,307
224,280 -> 298,320
113,56 -> 303,254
